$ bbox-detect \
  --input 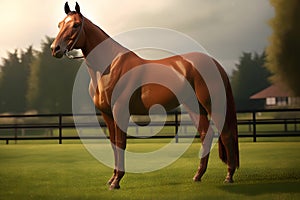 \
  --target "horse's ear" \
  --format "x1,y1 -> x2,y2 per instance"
75,2 -> 81,14
64,2 -> 71,14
